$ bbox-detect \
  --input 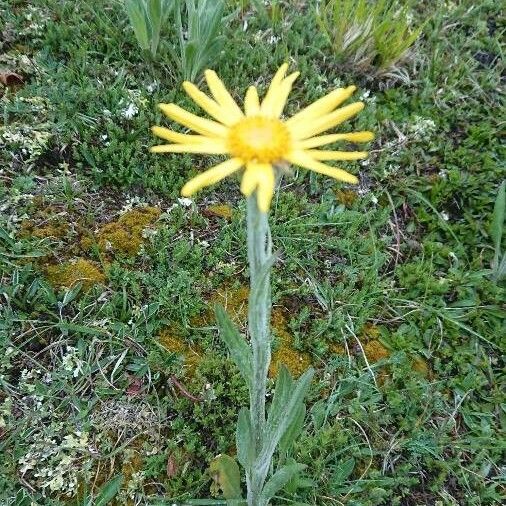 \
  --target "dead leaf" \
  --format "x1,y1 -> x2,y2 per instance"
126,376 -> 143,396
0,71 -> 23,87
166,453 -> 178,478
